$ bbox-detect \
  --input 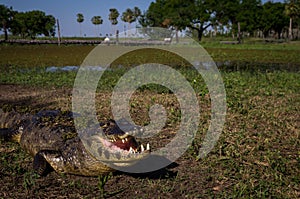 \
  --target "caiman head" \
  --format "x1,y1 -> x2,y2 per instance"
83,119 -> 150,171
